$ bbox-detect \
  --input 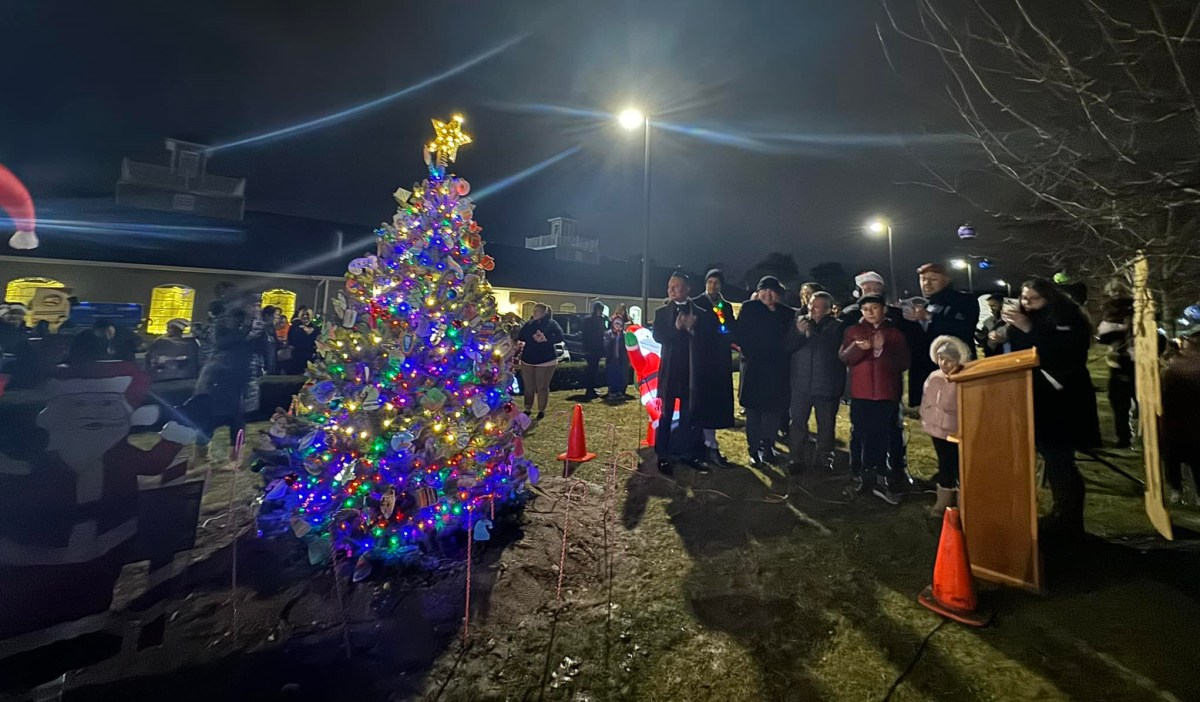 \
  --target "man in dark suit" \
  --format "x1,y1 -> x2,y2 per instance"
651,272 -> 708,476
